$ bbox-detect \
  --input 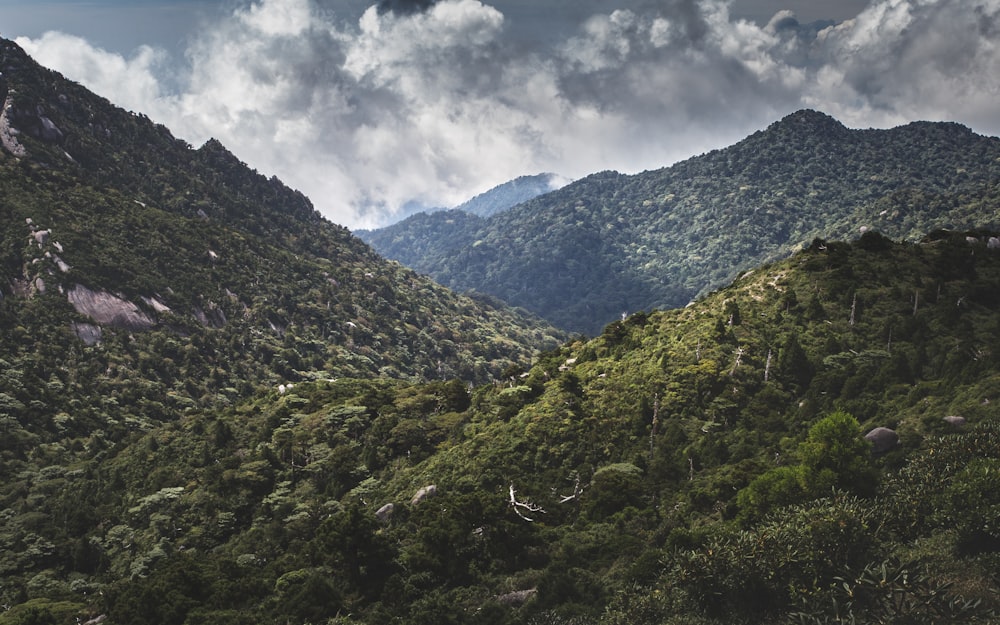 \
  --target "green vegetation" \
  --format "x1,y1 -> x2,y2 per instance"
0,37 -> 562,445
2,37 -> 1000,625
6,230 -> 1000,624
362,110 -> 1000,334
